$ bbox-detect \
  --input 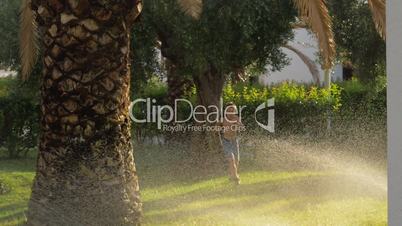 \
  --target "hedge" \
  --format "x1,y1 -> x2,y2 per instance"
0,78 -> 386,156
